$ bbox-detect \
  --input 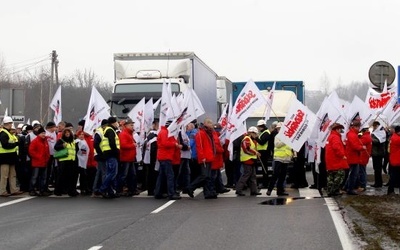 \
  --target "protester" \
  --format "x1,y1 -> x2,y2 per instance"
28,127 -> 51,196
99,117 -> 120,198
54,128 -> 78,197
387,125 -> 400,195
176,129 -> 191,194
325,123 -> 348,197
267,122 -> 293,196
45,121 -> 57,189
345,120 -> 366,195
0,117 -> 23,196
117,118 -> 138,196
235,126 -> 261,196
187,118 -> 217,199
211,123 -> 230,194
92,119 -> 108,197
358,125 -> 372,192
75,130 -> 90,195
255,119 -> 271,188
154,120 -> 181,200
371,121 -> 386,188
143,119 -> 159,196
